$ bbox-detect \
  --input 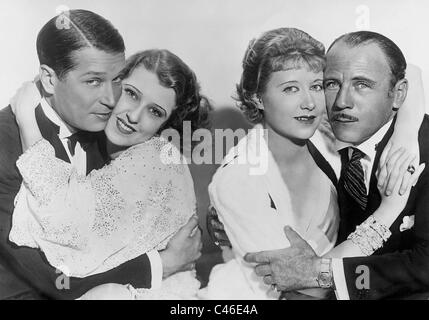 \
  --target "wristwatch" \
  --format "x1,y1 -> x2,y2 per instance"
316,258 -> 335,289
